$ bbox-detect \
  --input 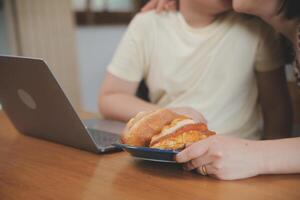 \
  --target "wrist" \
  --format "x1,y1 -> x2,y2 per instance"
249,140 -> 269,175
253,140 -> 276,175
